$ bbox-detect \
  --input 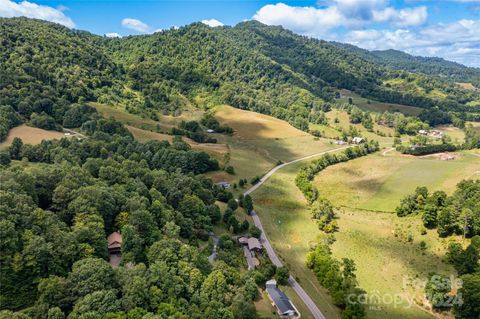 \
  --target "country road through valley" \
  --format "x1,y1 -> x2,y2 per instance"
243,146 -> 351,319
